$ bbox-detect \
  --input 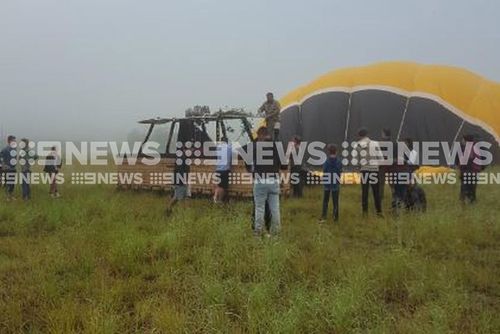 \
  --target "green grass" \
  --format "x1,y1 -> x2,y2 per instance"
0,179 -> 499,333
